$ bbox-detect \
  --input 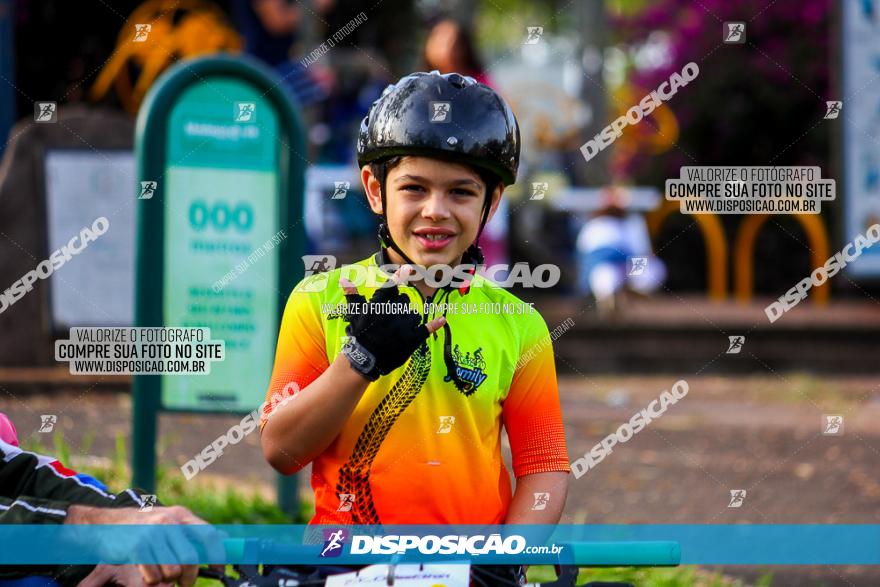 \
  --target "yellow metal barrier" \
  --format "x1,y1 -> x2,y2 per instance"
646,200 -> 728,301
733,214 -> 831,305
